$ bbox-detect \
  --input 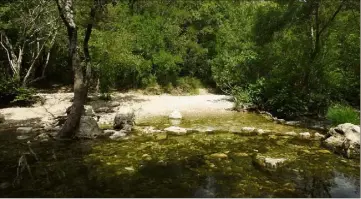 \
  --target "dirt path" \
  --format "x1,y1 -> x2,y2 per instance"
0,91 -> 234,125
